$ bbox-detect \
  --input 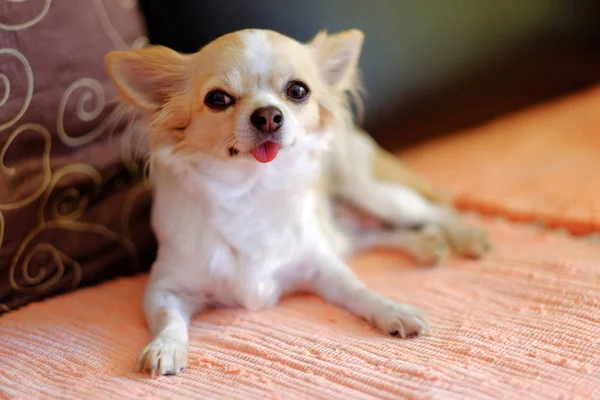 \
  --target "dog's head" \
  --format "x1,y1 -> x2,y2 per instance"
105,29 -> 364,163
